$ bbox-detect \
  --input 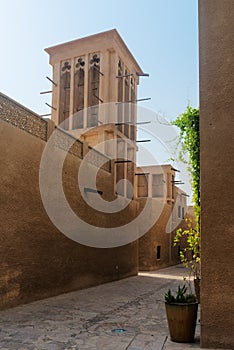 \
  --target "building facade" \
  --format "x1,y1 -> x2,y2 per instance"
136,165 -> 189,270
45,29 -> 144,199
